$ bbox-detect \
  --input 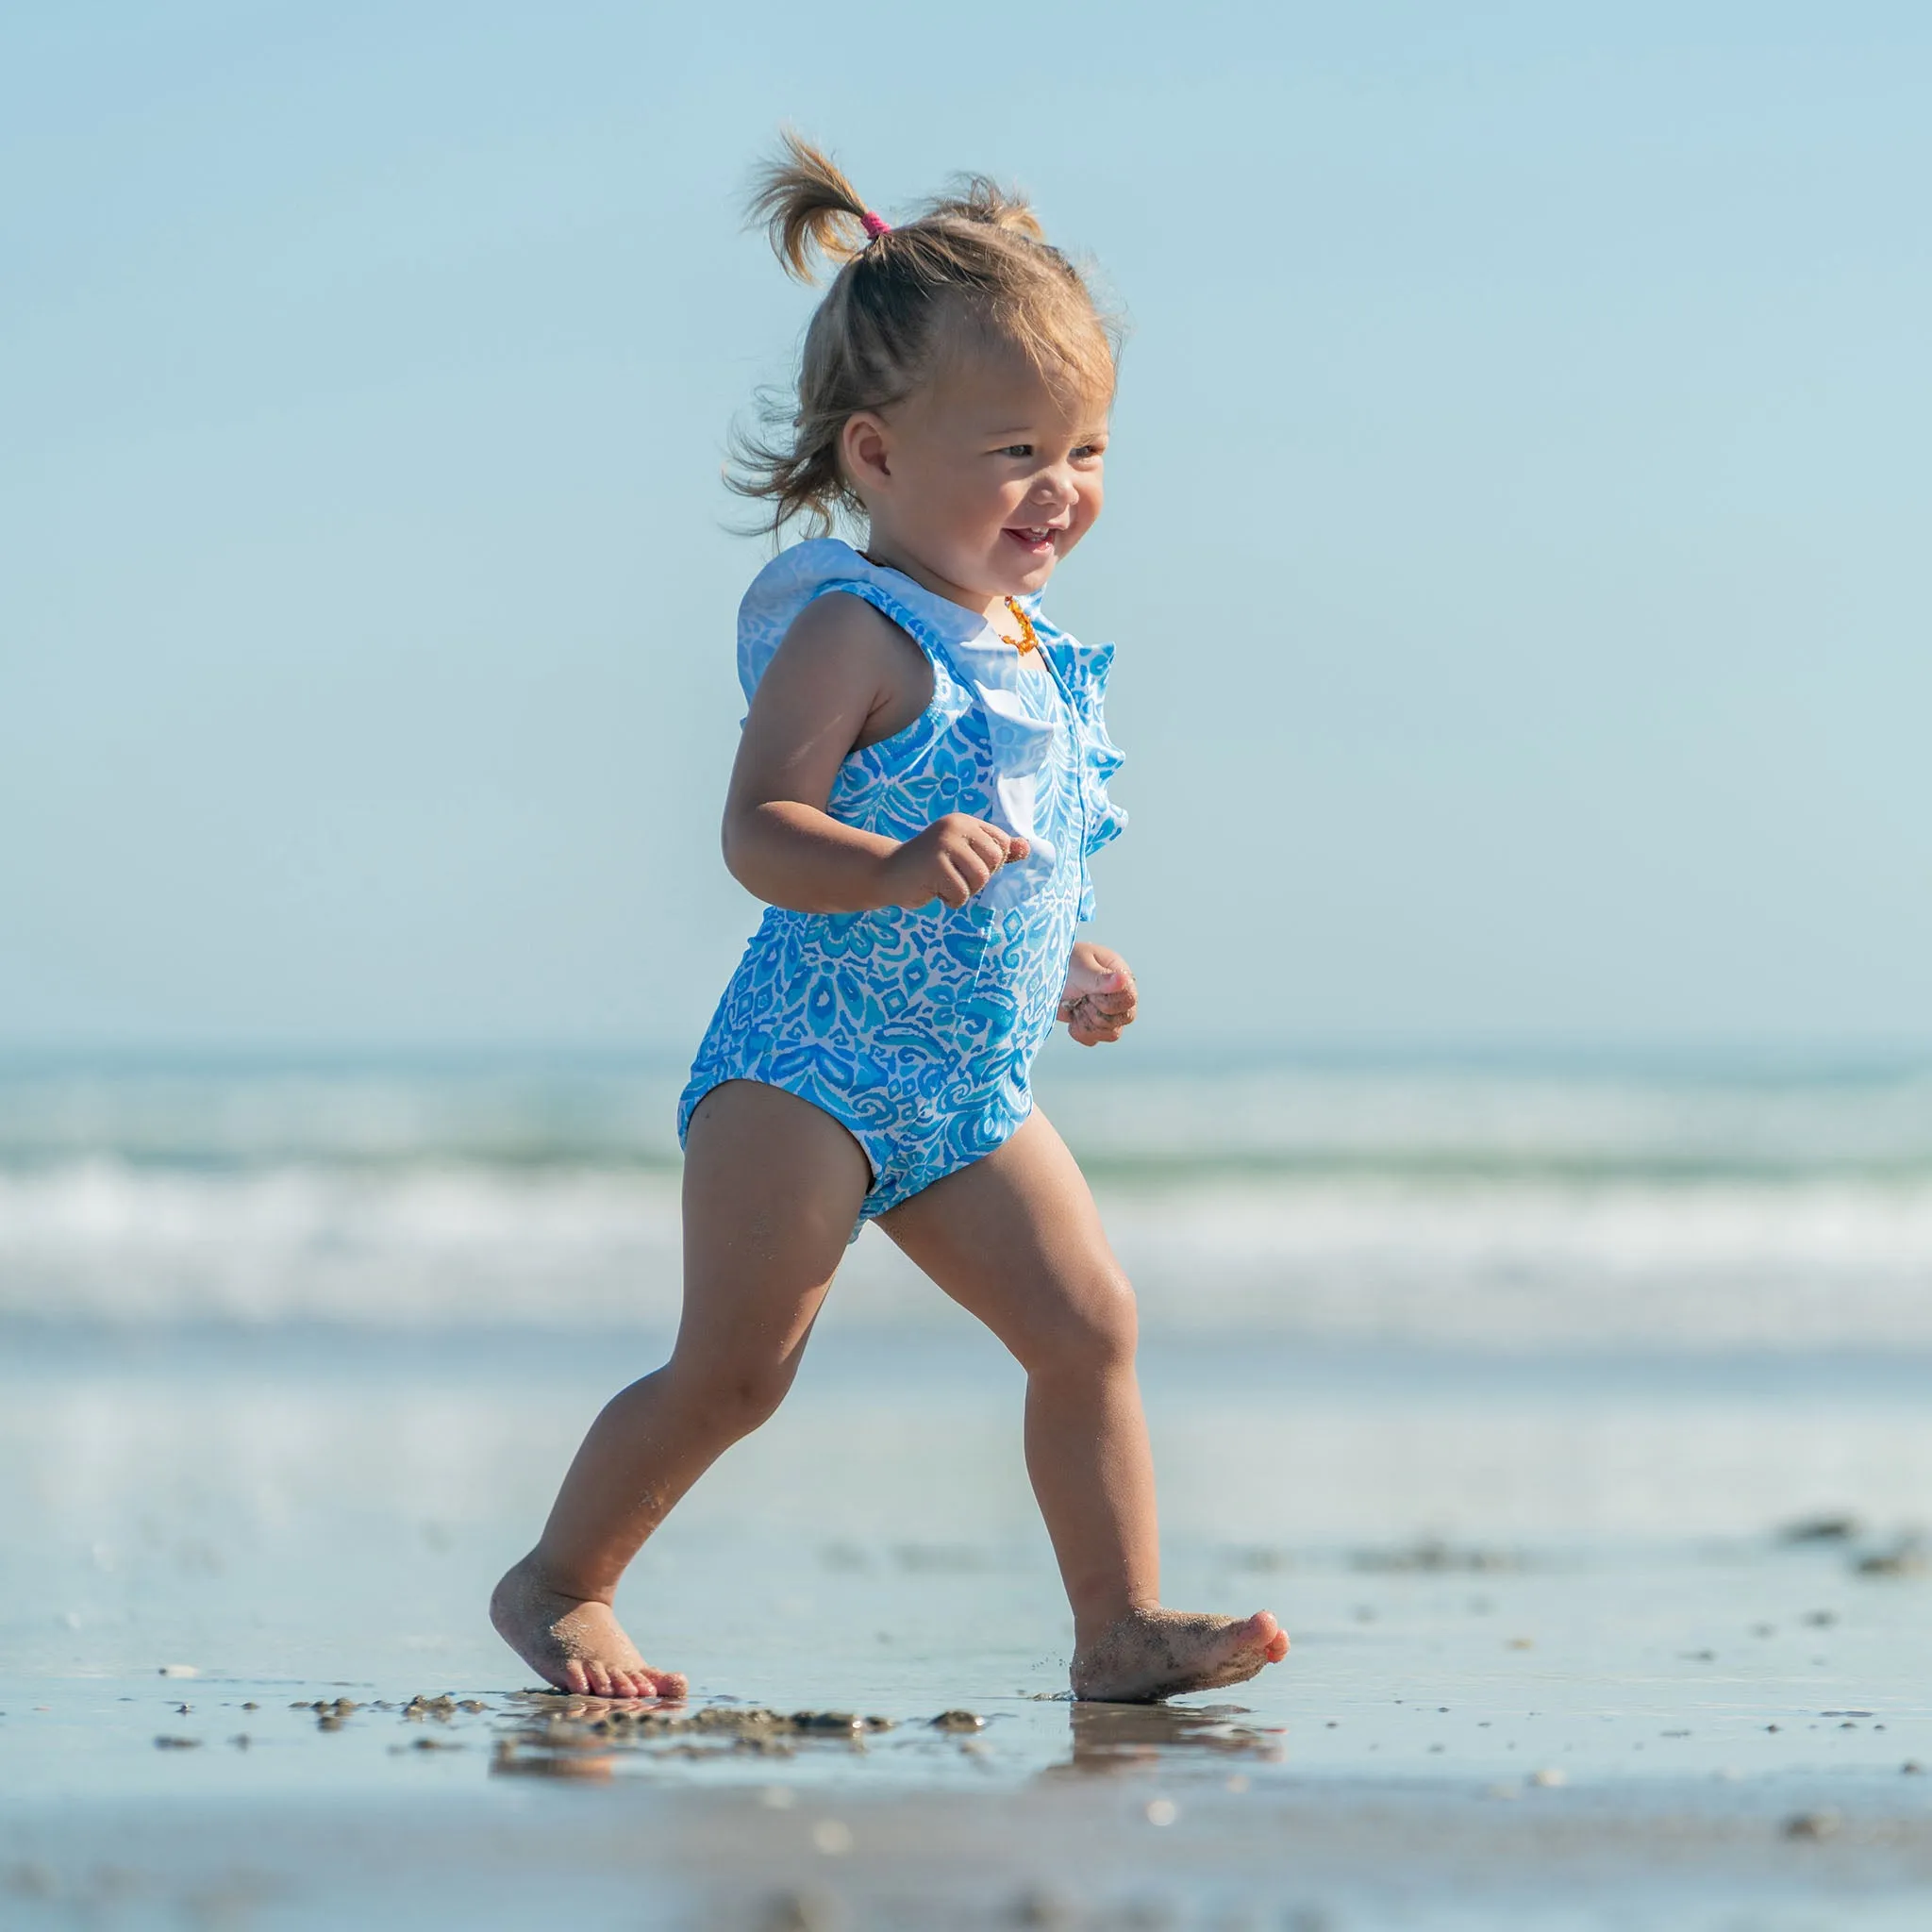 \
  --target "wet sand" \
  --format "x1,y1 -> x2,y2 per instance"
7,1751 -> 1932,1929
5,1323 -> 1932,1927
5,1681 -> 1932,1928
